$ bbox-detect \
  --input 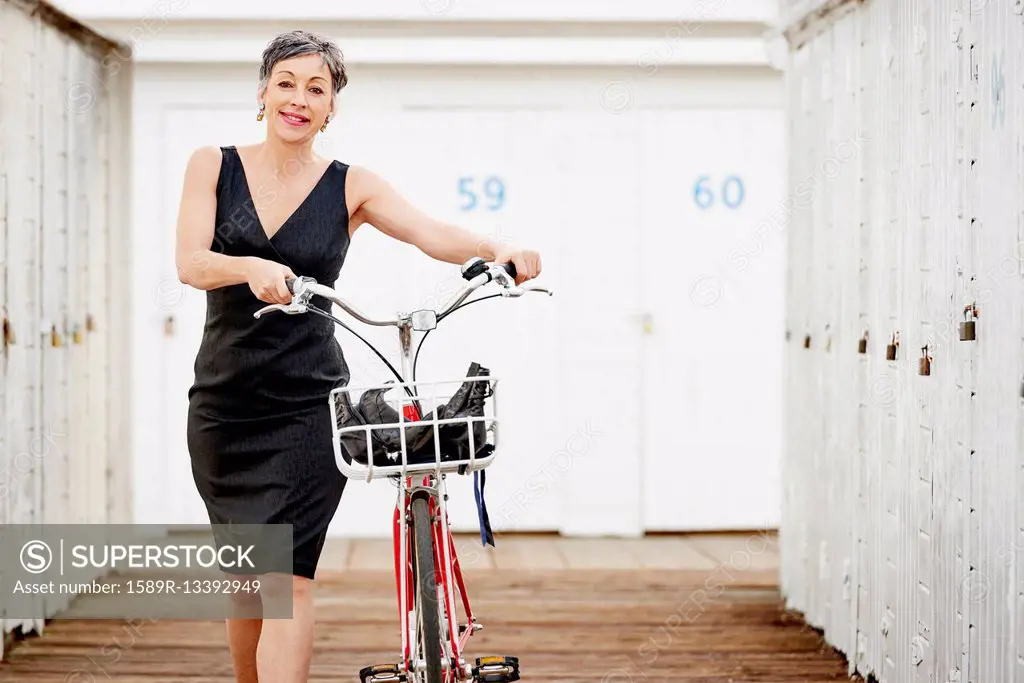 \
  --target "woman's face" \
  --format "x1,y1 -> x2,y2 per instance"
261,54 -> 333,142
